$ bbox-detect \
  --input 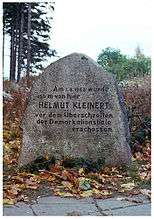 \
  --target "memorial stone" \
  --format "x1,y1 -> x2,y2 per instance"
18,53 -> 131,167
